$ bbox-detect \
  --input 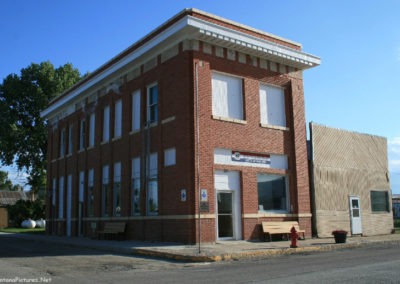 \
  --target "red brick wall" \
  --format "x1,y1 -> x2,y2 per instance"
45,39 -> 311,242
